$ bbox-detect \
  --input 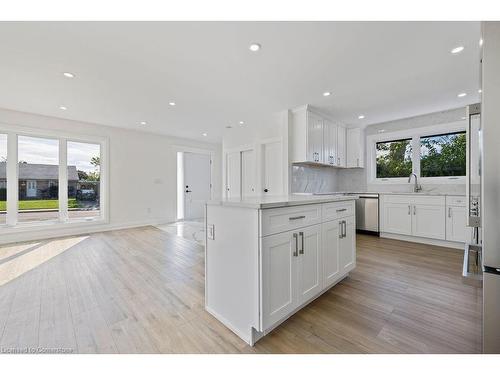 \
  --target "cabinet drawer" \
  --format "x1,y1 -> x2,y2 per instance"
261,204 -> 322,237
383,194 -> 445,206
322,201 -> 355,221
446,195 -> 466,207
